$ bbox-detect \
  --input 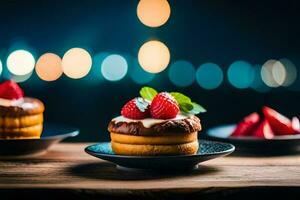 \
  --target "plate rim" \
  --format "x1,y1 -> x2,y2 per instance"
85,140 -> 235,159
207,124 -> 300,141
